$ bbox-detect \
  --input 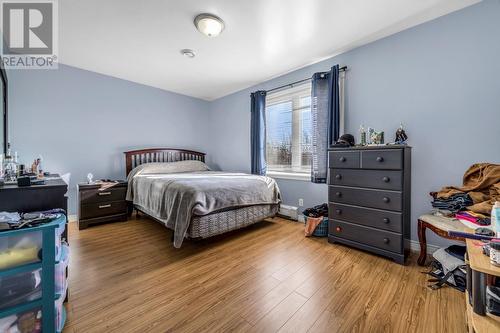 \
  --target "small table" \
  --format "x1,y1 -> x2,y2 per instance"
77,181 -> 128,229
465,238 -> 500,333
417,214 -> 468,265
